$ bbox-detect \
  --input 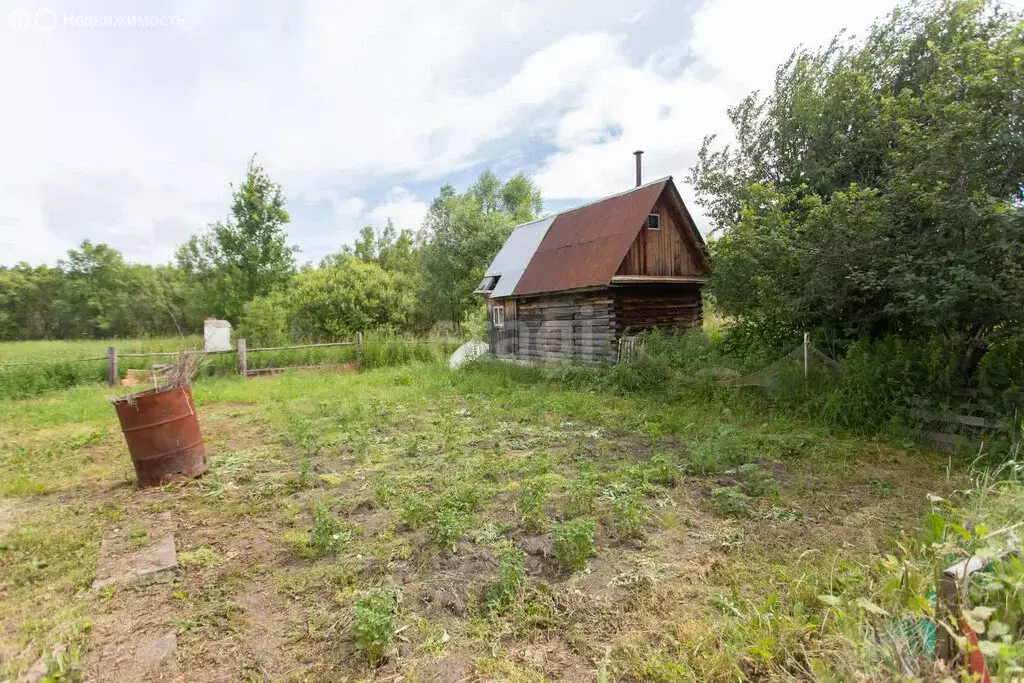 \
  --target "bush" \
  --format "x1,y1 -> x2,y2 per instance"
553,519 -> 596,572
238,292 -> 289,346
353,587 -> 399,666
